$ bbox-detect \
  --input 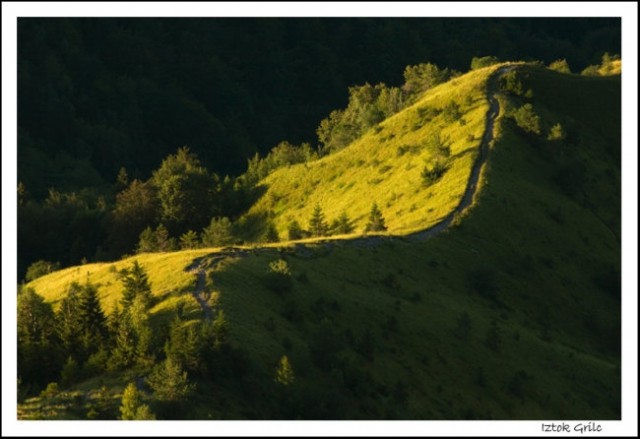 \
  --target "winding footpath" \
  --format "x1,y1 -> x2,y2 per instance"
186,66 -> 514,317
